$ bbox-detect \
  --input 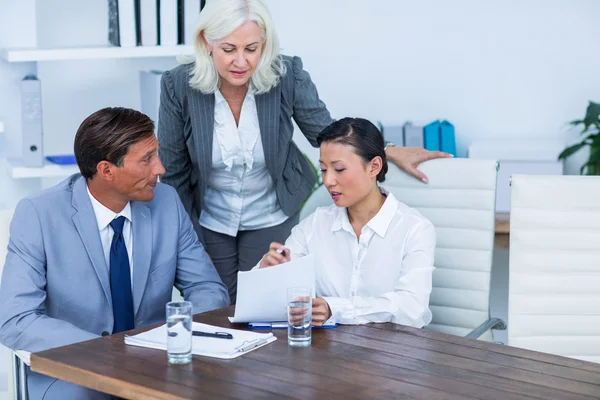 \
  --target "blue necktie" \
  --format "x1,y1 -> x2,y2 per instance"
109,216 -> 134,333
